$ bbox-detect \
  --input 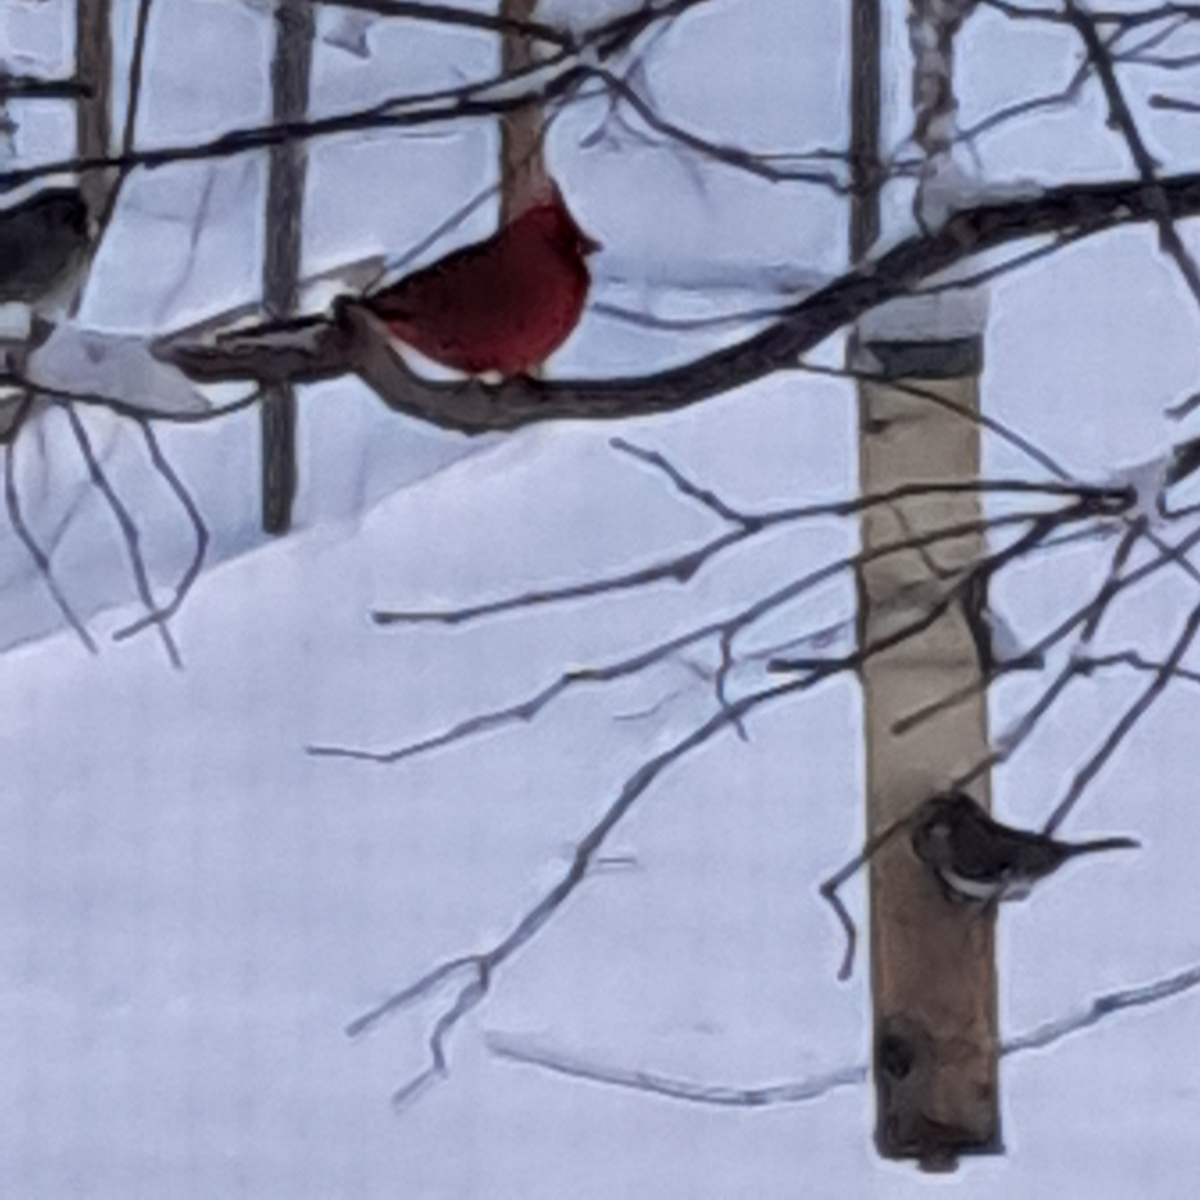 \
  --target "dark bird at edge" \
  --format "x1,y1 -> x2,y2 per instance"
0,188 -> 91,308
